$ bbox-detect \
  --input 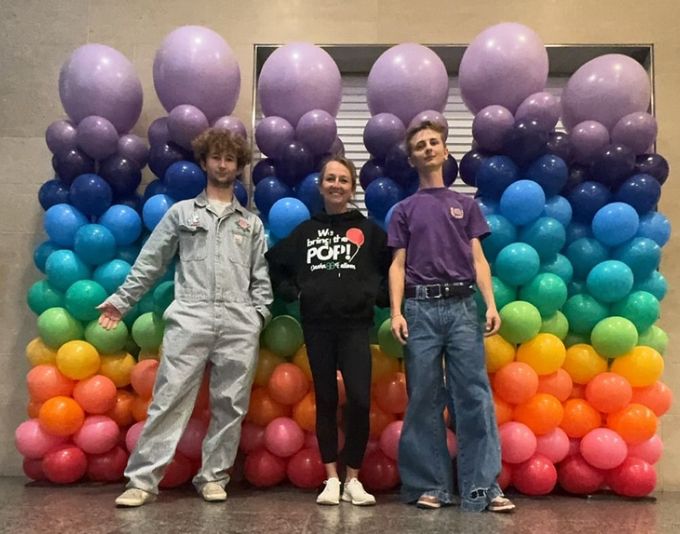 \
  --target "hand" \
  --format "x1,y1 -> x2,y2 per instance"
97,302 -> 123,330
484,307 -> 501,337
391,314 -> 409,345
